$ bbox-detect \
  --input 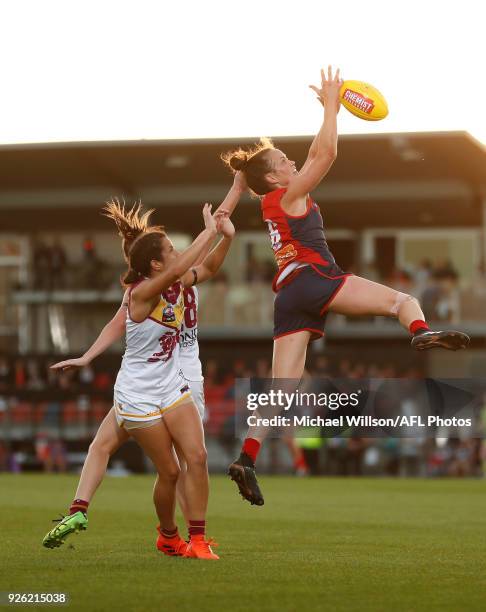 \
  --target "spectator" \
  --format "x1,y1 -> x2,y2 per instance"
79,365 -> 95,388
414,258 -> 433,295
49,239 -> 67,289
203,359 -> 220,387
434,258 -> 458,281
35,433 -> 67,473
82,236 -> 96,261
436,274 -> 460,323
0,441 -> 8,471
0,357 -> 12,390
255,358 -> 271,378
93,369 -> 112,391
421,273 -> 442,320
14,359 -> 26,389
79,237 -> 105,289
312,356 -> 330,377
26,359 -> 45,390
32,238 -> 51,290
448,438 -> 474,477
